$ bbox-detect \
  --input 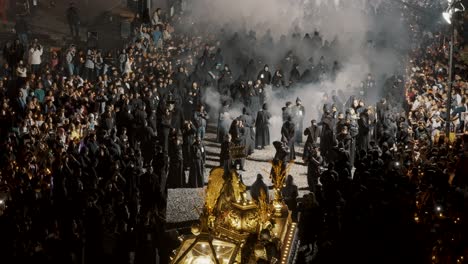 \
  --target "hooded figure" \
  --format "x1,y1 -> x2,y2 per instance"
281,116 -> 296,160
255,103 -> 271,149
250,174 -> 269,202
189,137 -> 205,188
